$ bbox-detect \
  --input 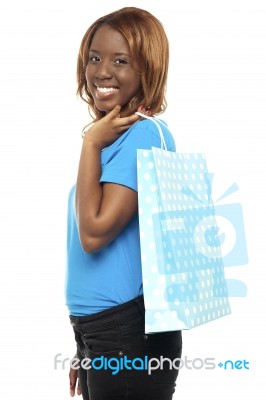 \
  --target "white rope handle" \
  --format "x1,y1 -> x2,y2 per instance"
135,112 -> 168,150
